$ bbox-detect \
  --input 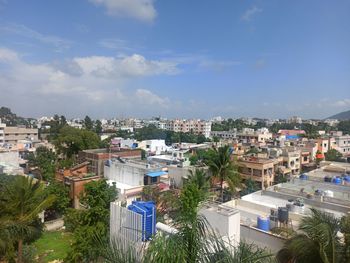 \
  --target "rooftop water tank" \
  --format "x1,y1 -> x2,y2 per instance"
257,216 -> 270,232
299,174 -> 308,180
324,190 -> 334,198
278,207 -> 289,223
332,177 -> 342,185
343,176 -> 350,184
324,176 -> 332,183
128,201 -> 156,241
